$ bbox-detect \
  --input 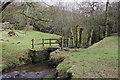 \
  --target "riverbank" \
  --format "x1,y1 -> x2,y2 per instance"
2,47 -> 58,73
1,30 -> 60,71
1,61 -> 56,78
49,36 -> 118,78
